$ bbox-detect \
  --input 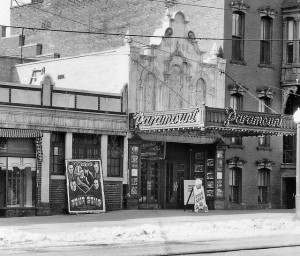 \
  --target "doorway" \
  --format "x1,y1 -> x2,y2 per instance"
283,177 -> 295,209
139,160 -> 161,209
165,161 -> 186,208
